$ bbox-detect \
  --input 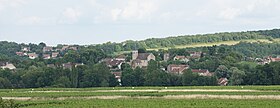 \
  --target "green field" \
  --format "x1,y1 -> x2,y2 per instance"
17,99 -> 280,108
113,39 -> 277,55
1,86 -> 280,108
147,39 -> 272,51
